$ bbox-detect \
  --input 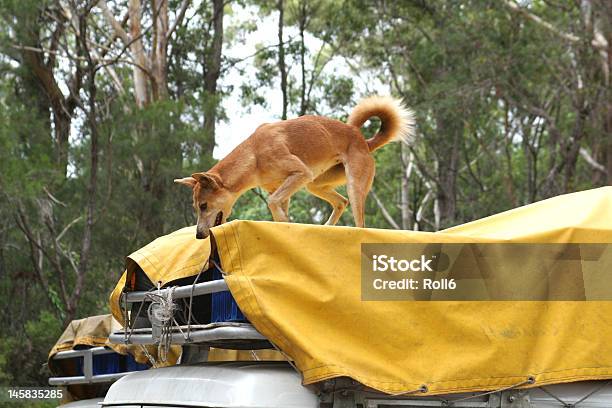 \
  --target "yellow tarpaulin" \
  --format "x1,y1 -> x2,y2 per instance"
48,314 -> 157,371
107,187 -> 612,394
443,187 -> 612,241
209,187 -> 612,395
48,314 -> 127,403
48,314 -> 124,370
